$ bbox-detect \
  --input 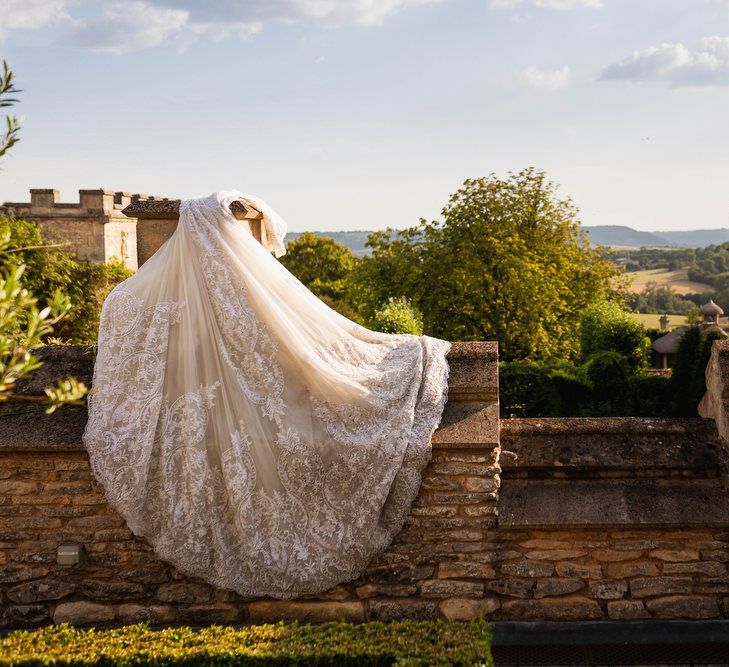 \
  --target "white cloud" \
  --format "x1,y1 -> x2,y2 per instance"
0,0 -> 69,42
69,2 -> 260,54
489,0 -> 601,9
146,0 -> 438,27
0,0 -> 437,52
601,37 -> 729,87
520,64 -> 571,90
